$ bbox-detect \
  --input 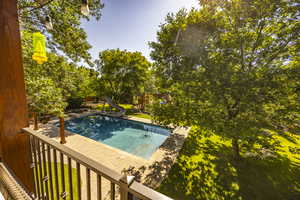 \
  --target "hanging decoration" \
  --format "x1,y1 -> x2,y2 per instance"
45,15 -> 53,30
32,32 -> 48,64
81,0 -> 90,16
